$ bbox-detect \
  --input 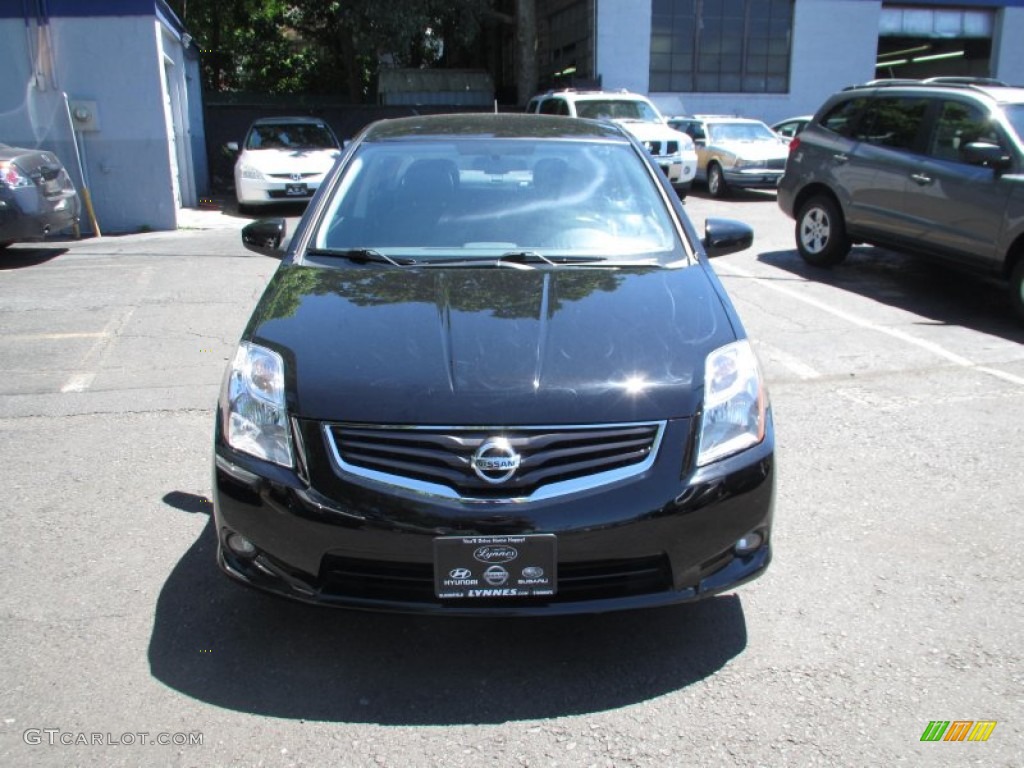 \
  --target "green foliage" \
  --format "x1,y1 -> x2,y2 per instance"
165,0 -> 499,99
